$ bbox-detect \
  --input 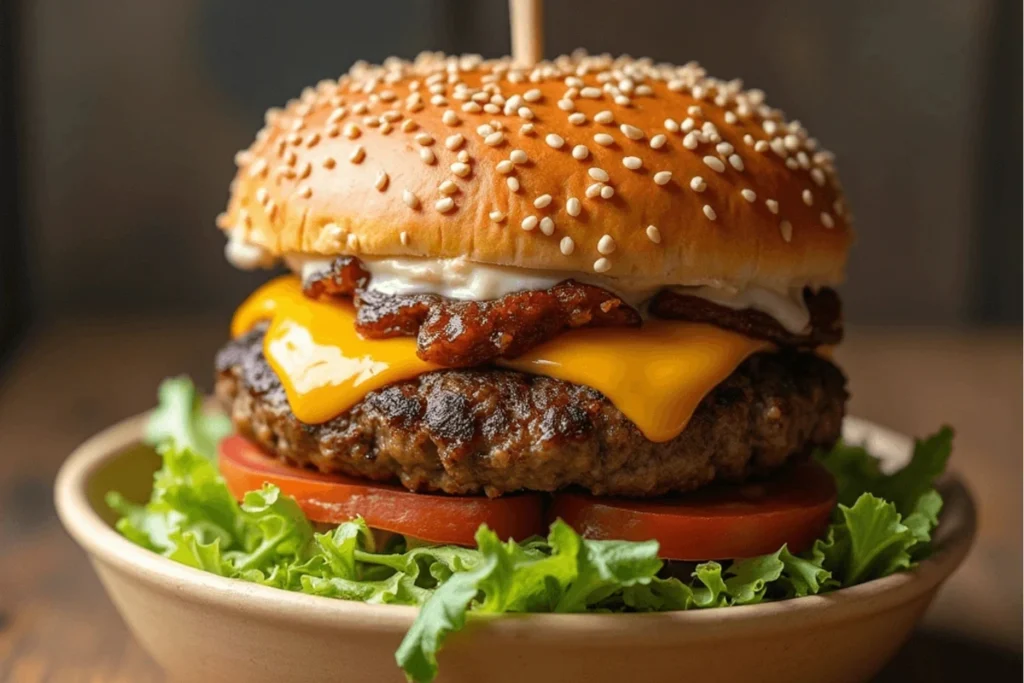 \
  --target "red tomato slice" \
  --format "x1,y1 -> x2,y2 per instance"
548,461 -> 837,560
218,435 -> 546,545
